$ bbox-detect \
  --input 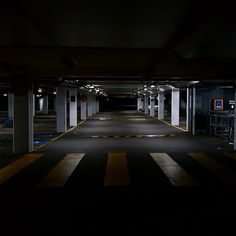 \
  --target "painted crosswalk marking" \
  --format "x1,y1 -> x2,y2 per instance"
189,152 -> 236,185
37,153 -> 85,187
150,153 -> 199,186
104,152 -> 130,186
0,154 -> 43,184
